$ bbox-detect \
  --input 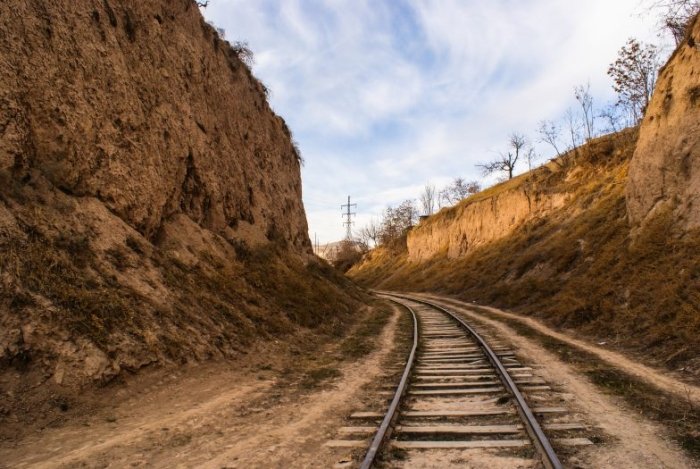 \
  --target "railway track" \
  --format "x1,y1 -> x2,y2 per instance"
326,292 -> 595,468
